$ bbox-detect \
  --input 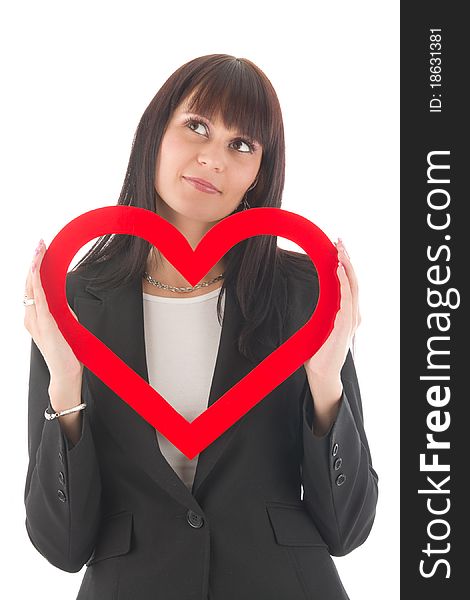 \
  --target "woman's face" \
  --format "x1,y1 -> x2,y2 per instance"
154,96 -> 263,223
